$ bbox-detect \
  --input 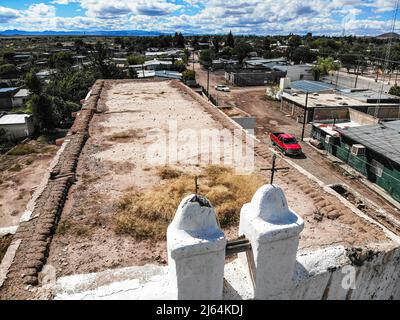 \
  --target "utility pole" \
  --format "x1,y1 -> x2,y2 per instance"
192,50 -> 195,73
301,92 -> 309,141
207,65 -> 210,101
